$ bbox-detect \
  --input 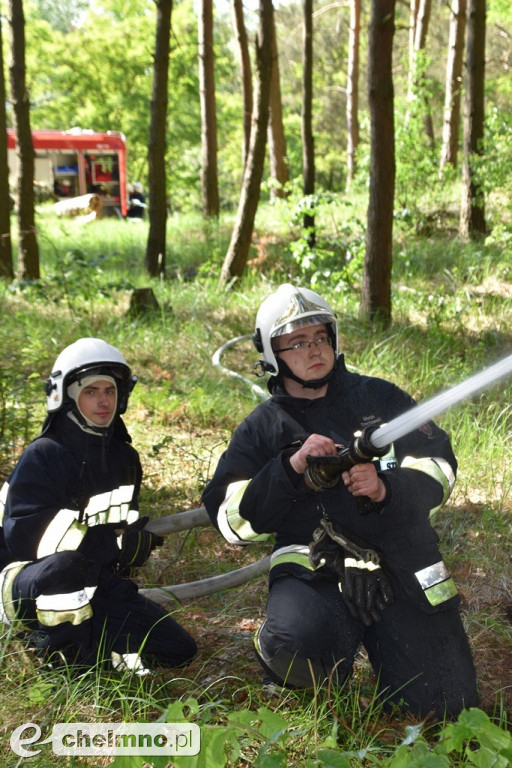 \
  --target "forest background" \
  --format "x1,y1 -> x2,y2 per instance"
0,0 -> 512,766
